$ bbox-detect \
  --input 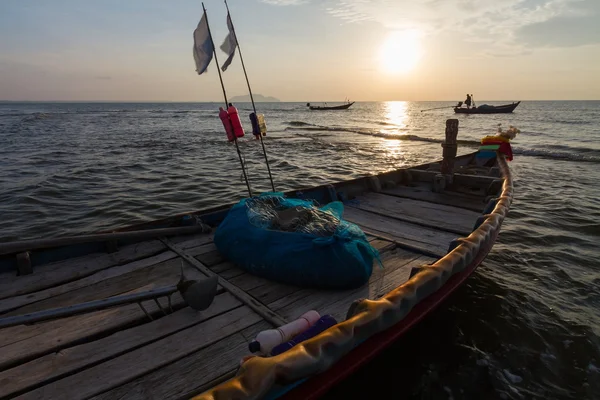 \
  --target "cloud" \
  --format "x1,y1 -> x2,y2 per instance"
515,1 -> 600,48
321,0 -> 599,51
261,0 -> 308,5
